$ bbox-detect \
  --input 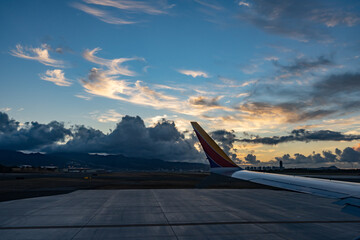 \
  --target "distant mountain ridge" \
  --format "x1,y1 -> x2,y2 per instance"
0,150 -> 208,171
